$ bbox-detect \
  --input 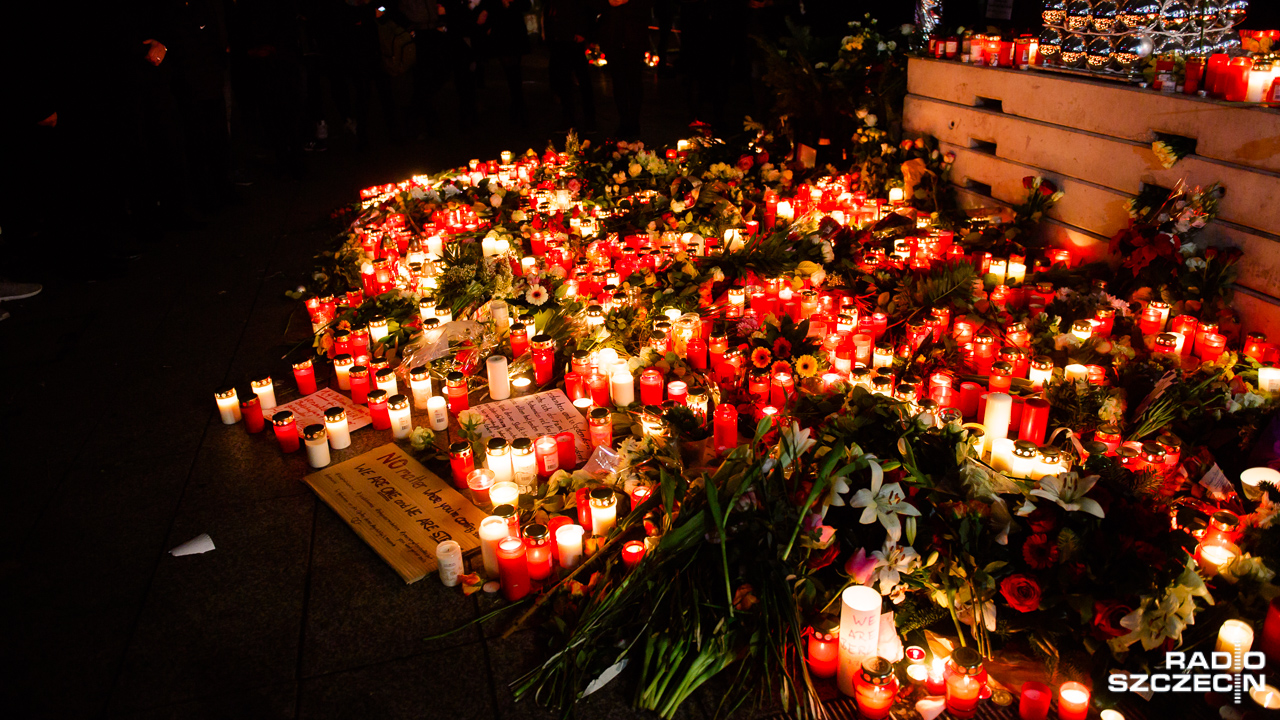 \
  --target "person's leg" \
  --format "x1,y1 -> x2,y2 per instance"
547,41 -> 575,127
500,53 -> 525,123
573,42 -> 596,129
